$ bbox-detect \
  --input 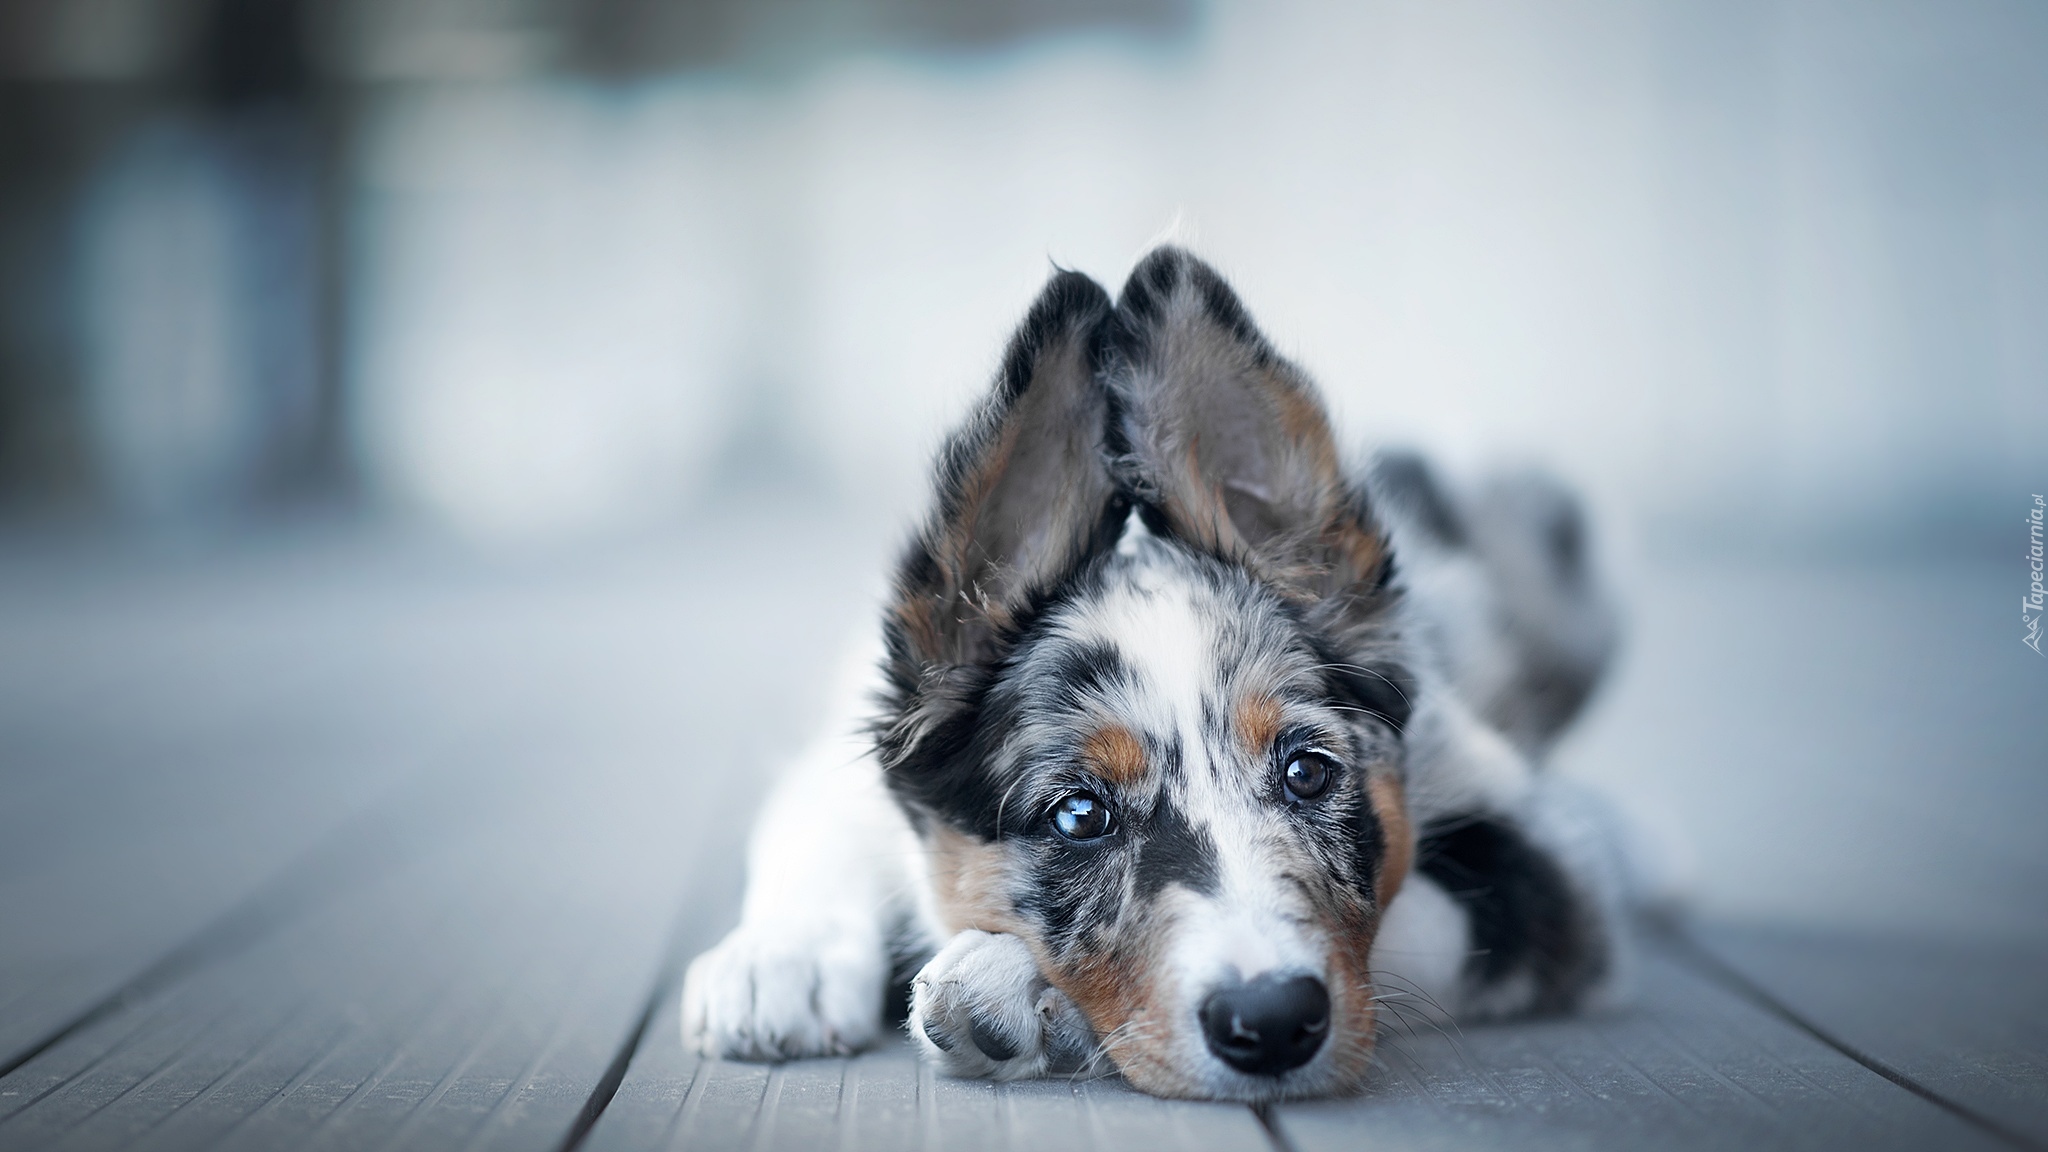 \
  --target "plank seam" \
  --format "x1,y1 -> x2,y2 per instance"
117,991 -> 324,1146
1251,1101 -> 1302,1152
0,792 -> 435,1086
201,1014 -> 357,1148
554,932 -> 686,1152
1663,924 -> 2047,1152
